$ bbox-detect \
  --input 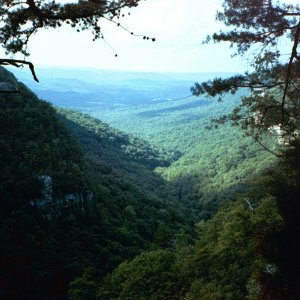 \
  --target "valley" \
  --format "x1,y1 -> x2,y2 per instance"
12,67 -> 275,219
2,0 -> 300,298
1,66 -> 289,300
